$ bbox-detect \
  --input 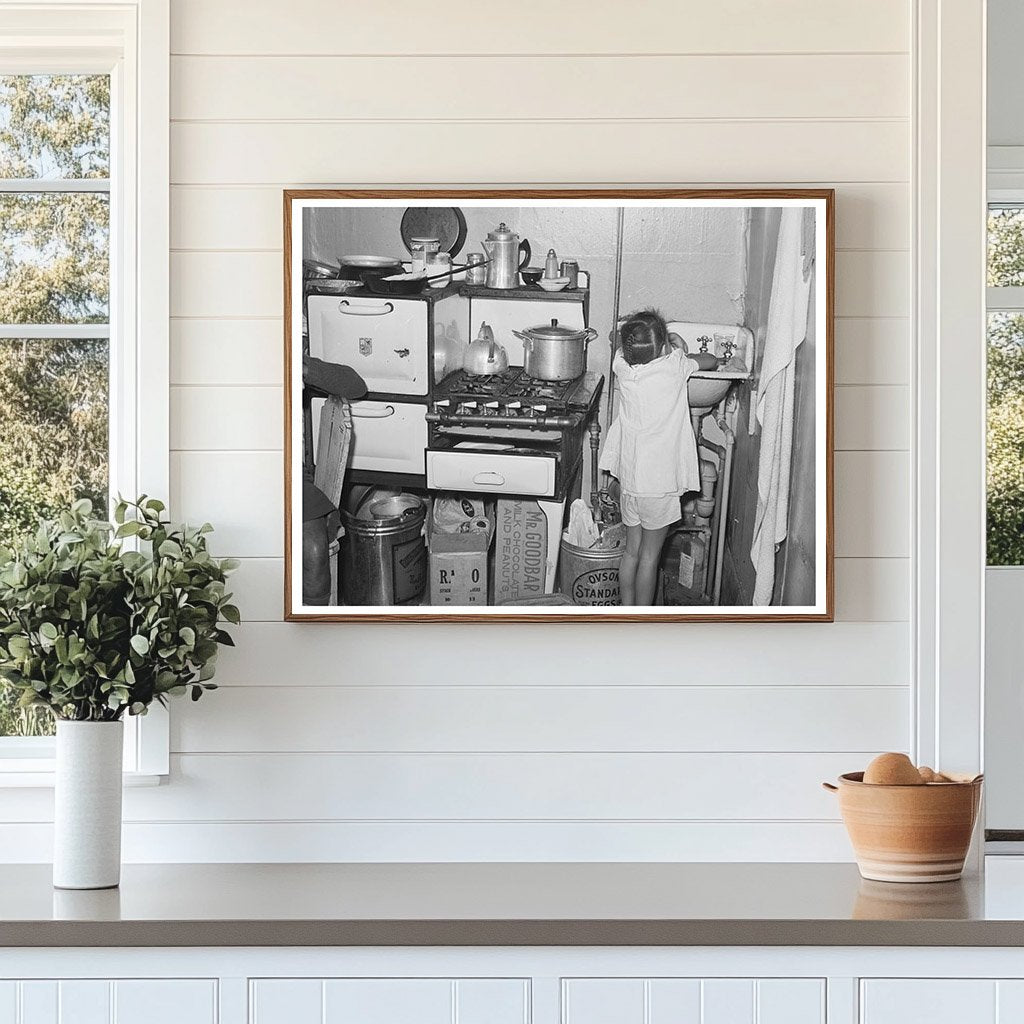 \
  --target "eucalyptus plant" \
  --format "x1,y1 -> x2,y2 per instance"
0,497 -> 239,722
